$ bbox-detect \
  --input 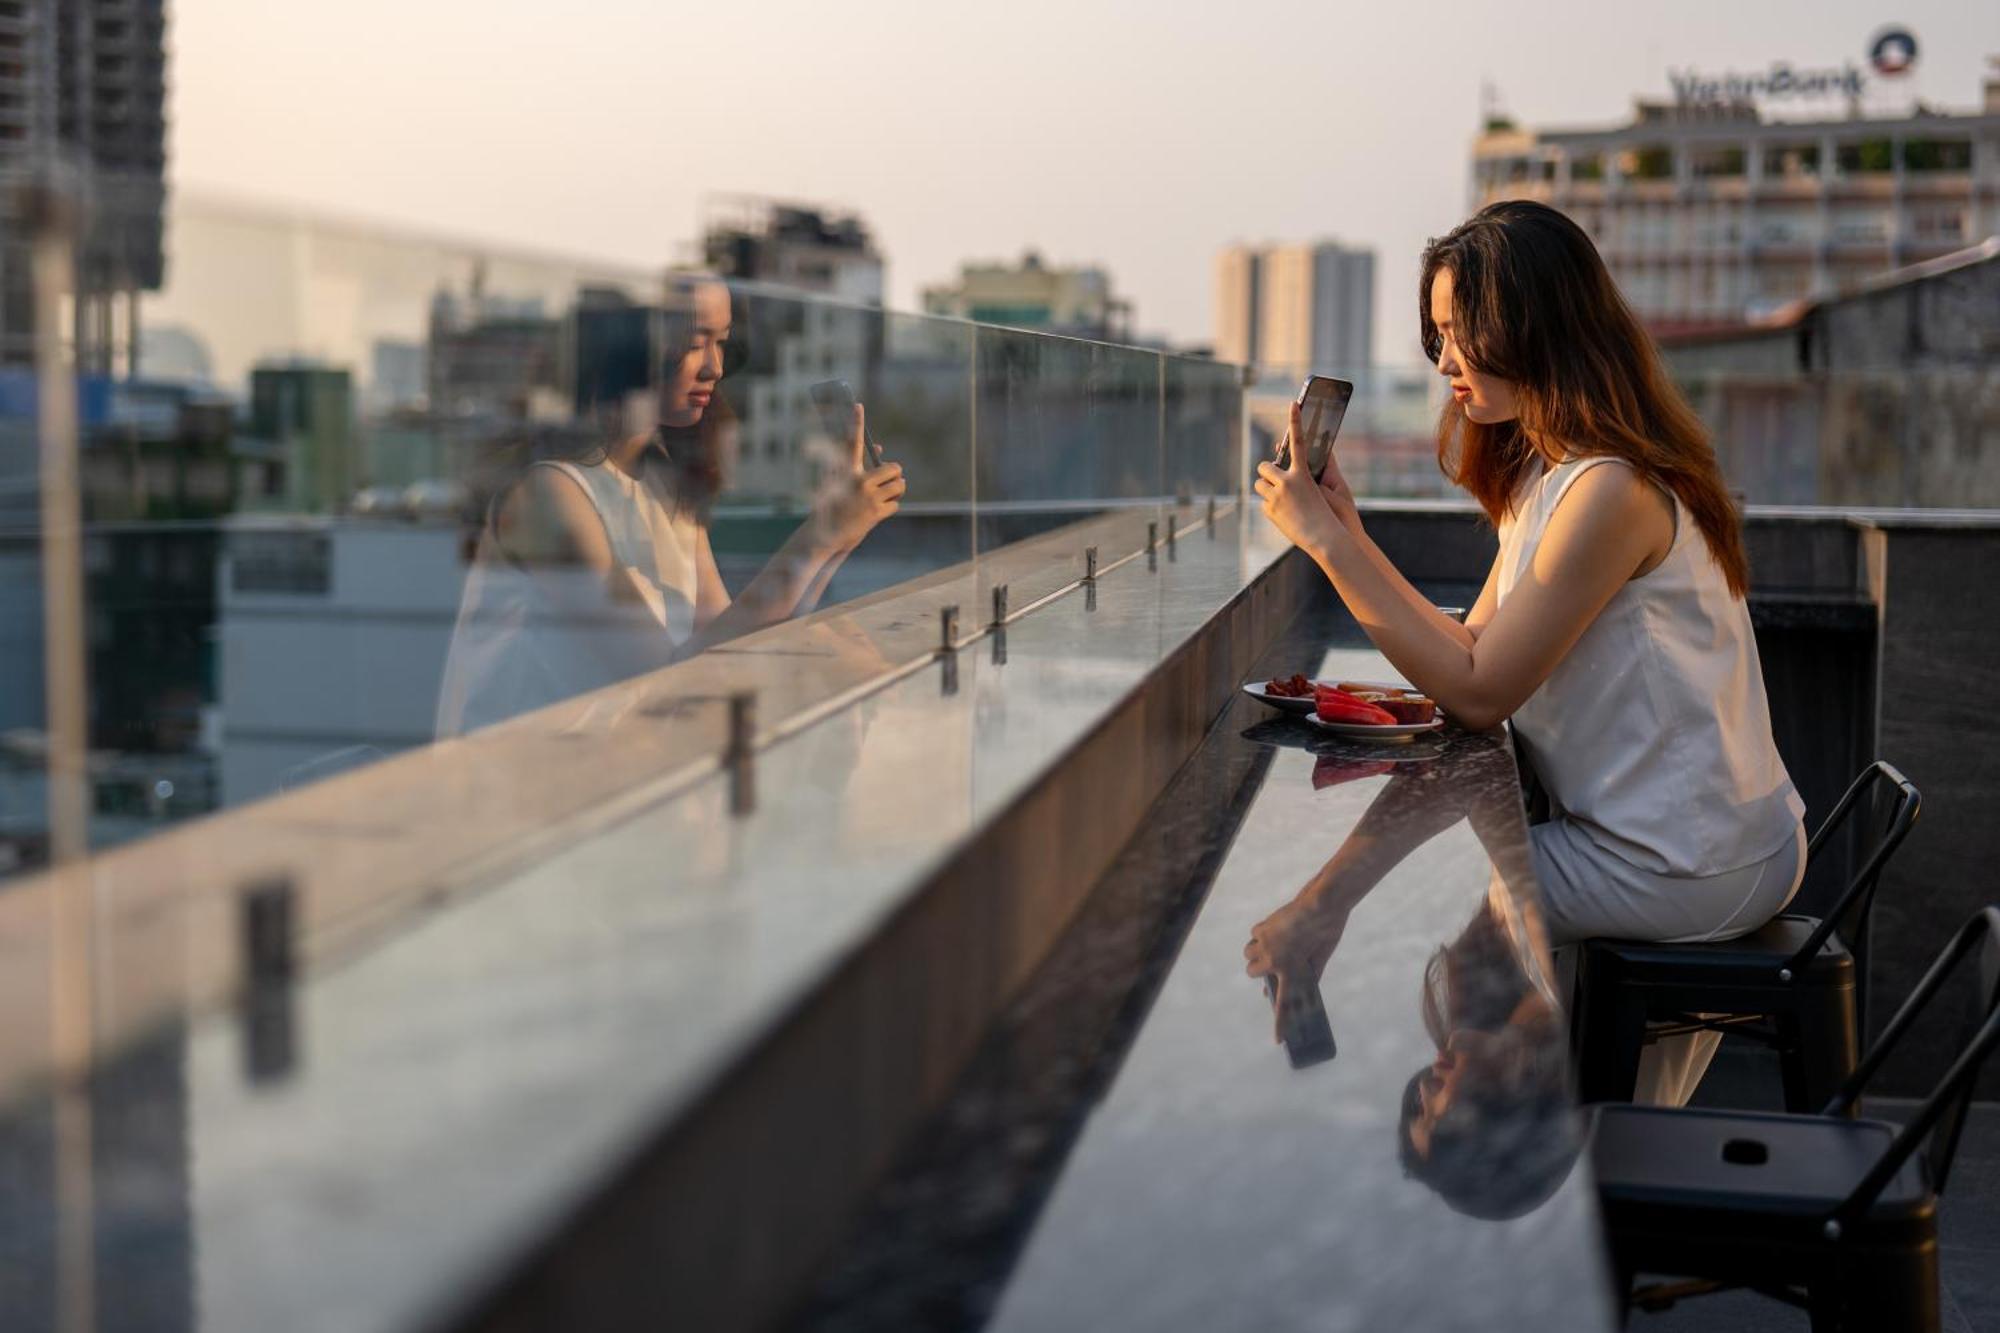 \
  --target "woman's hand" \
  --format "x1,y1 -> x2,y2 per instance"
1243,893 -> 1351,1040
1315,444 -> 1362,532
1254,401 -> 1346,557
809,402 -> 904,553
